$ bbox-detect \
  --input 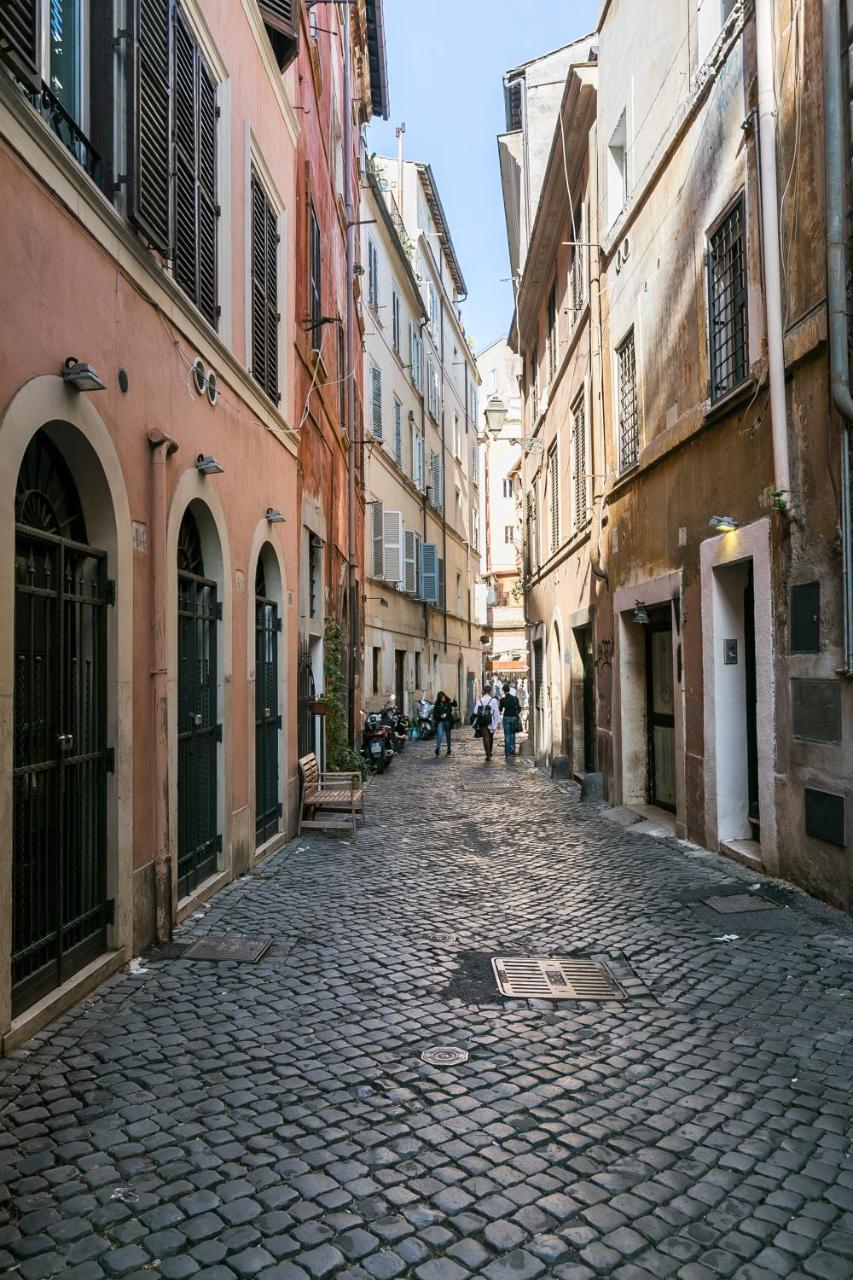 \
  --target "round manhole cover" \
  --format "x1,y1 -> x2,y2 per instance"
421,1046 -> 468,1066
